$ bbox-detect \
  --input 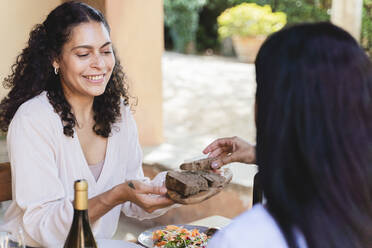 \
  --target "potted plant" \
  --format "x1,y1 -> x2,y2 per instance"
217,3 -> 287,63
